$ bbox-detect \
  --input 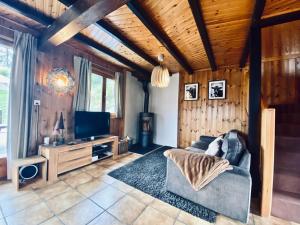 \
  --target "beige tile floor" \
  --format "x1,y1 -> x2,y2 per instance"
0,153 -> 298,225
